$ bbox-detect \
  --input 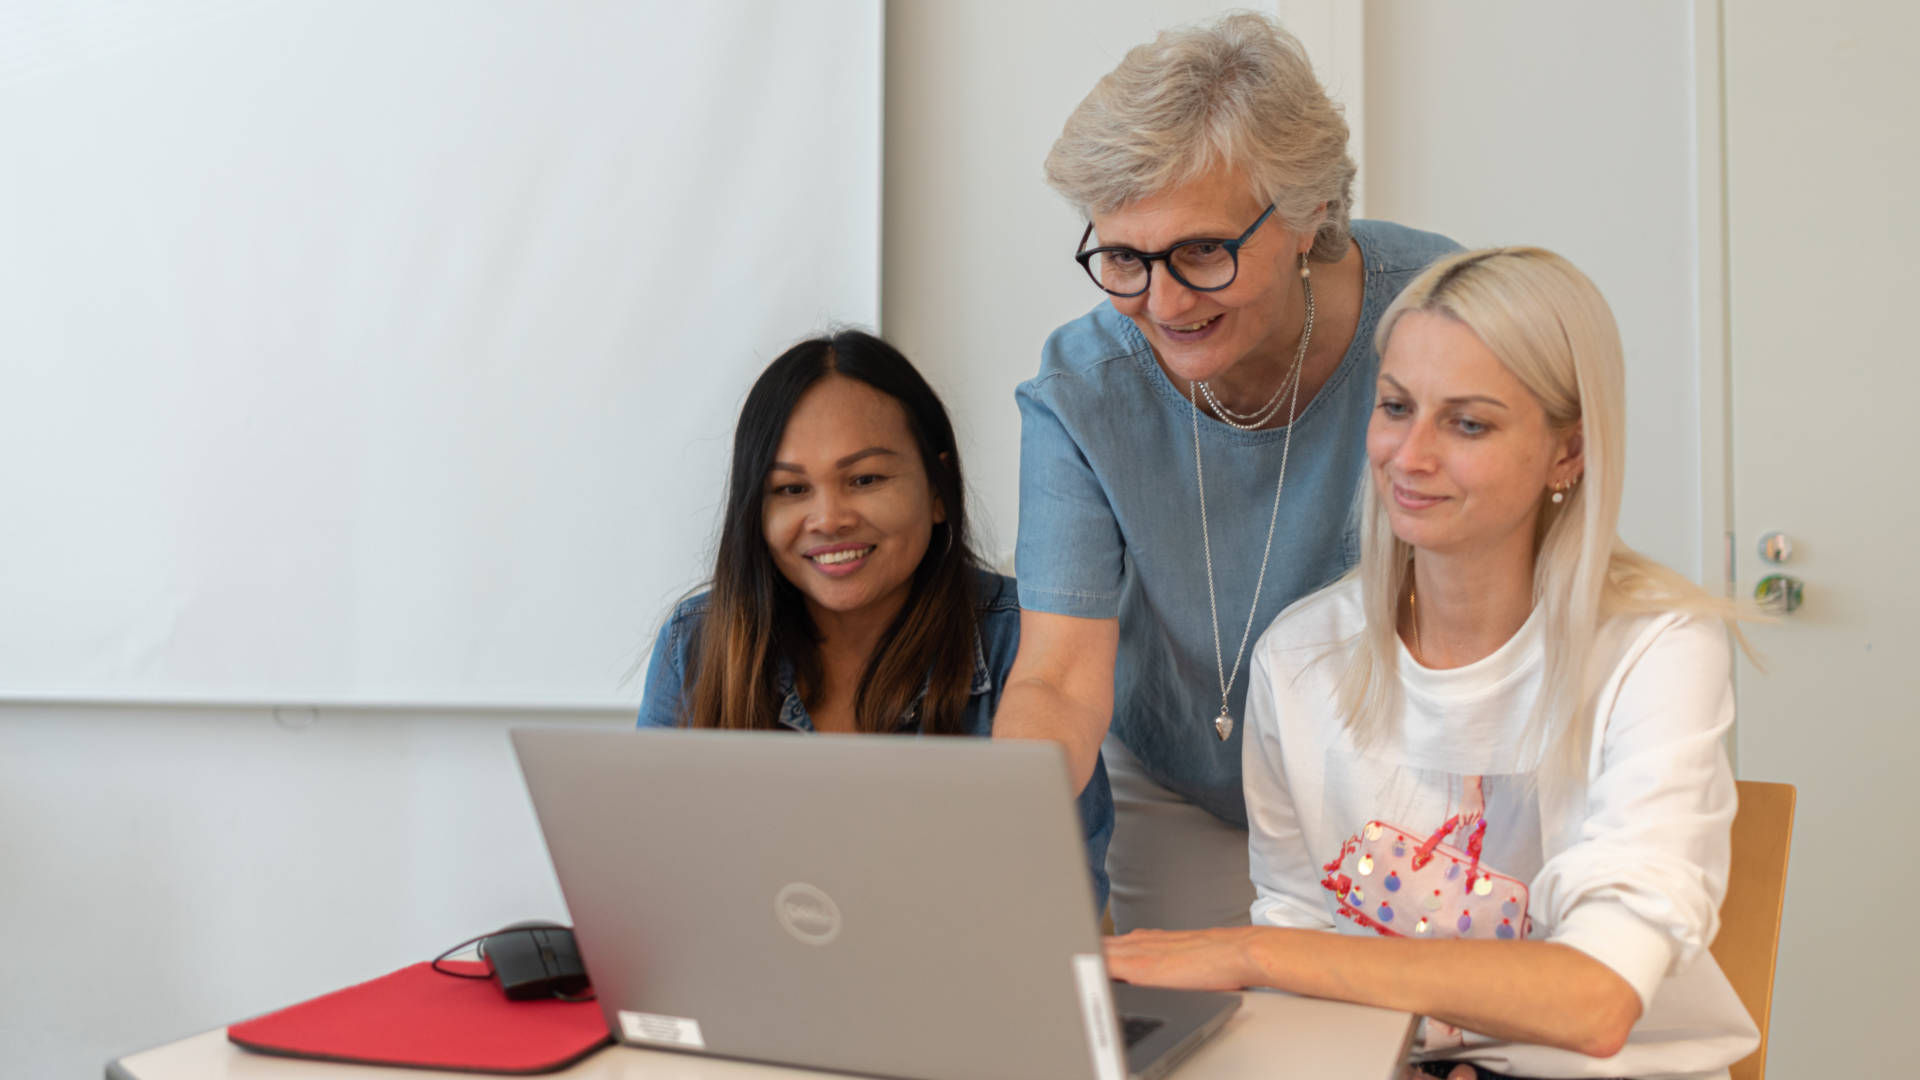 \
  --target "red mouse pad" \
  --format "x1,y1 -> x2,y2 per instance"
228,961 -> 612,1074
